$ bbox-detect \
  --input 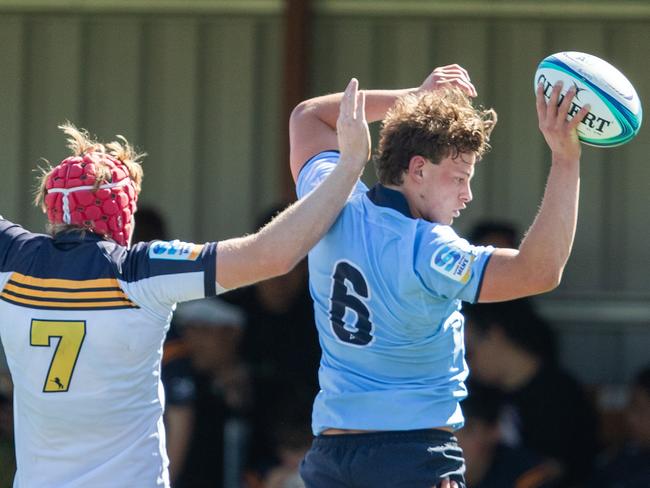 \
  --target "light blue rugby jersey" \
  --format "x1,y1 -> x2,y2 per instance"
297,151 -> 495,435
